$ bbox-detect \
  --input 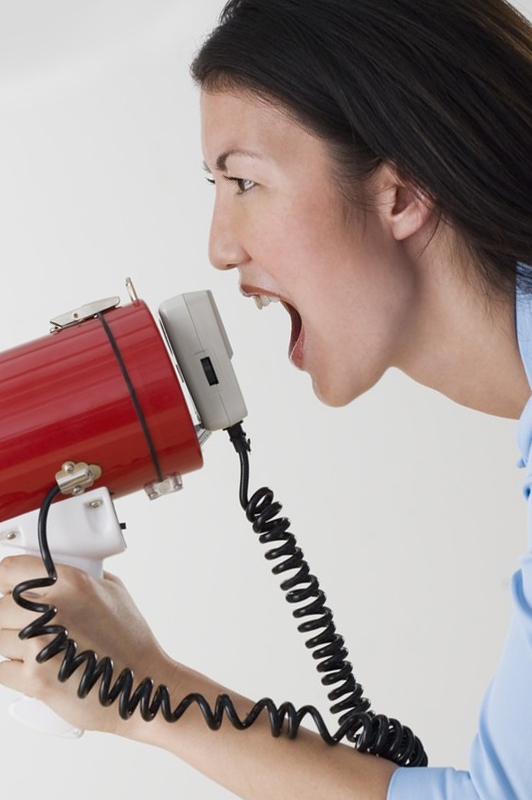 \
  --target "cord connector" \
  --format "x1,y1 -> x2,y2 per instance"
225,422 -> 251,455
